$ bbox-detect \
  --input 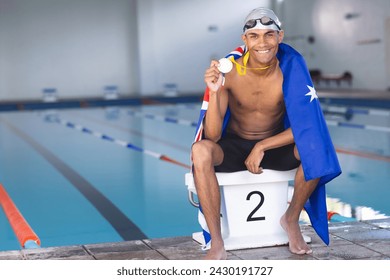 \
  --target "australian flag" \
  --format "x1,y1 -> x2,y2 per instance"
192,43 -> 341,247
